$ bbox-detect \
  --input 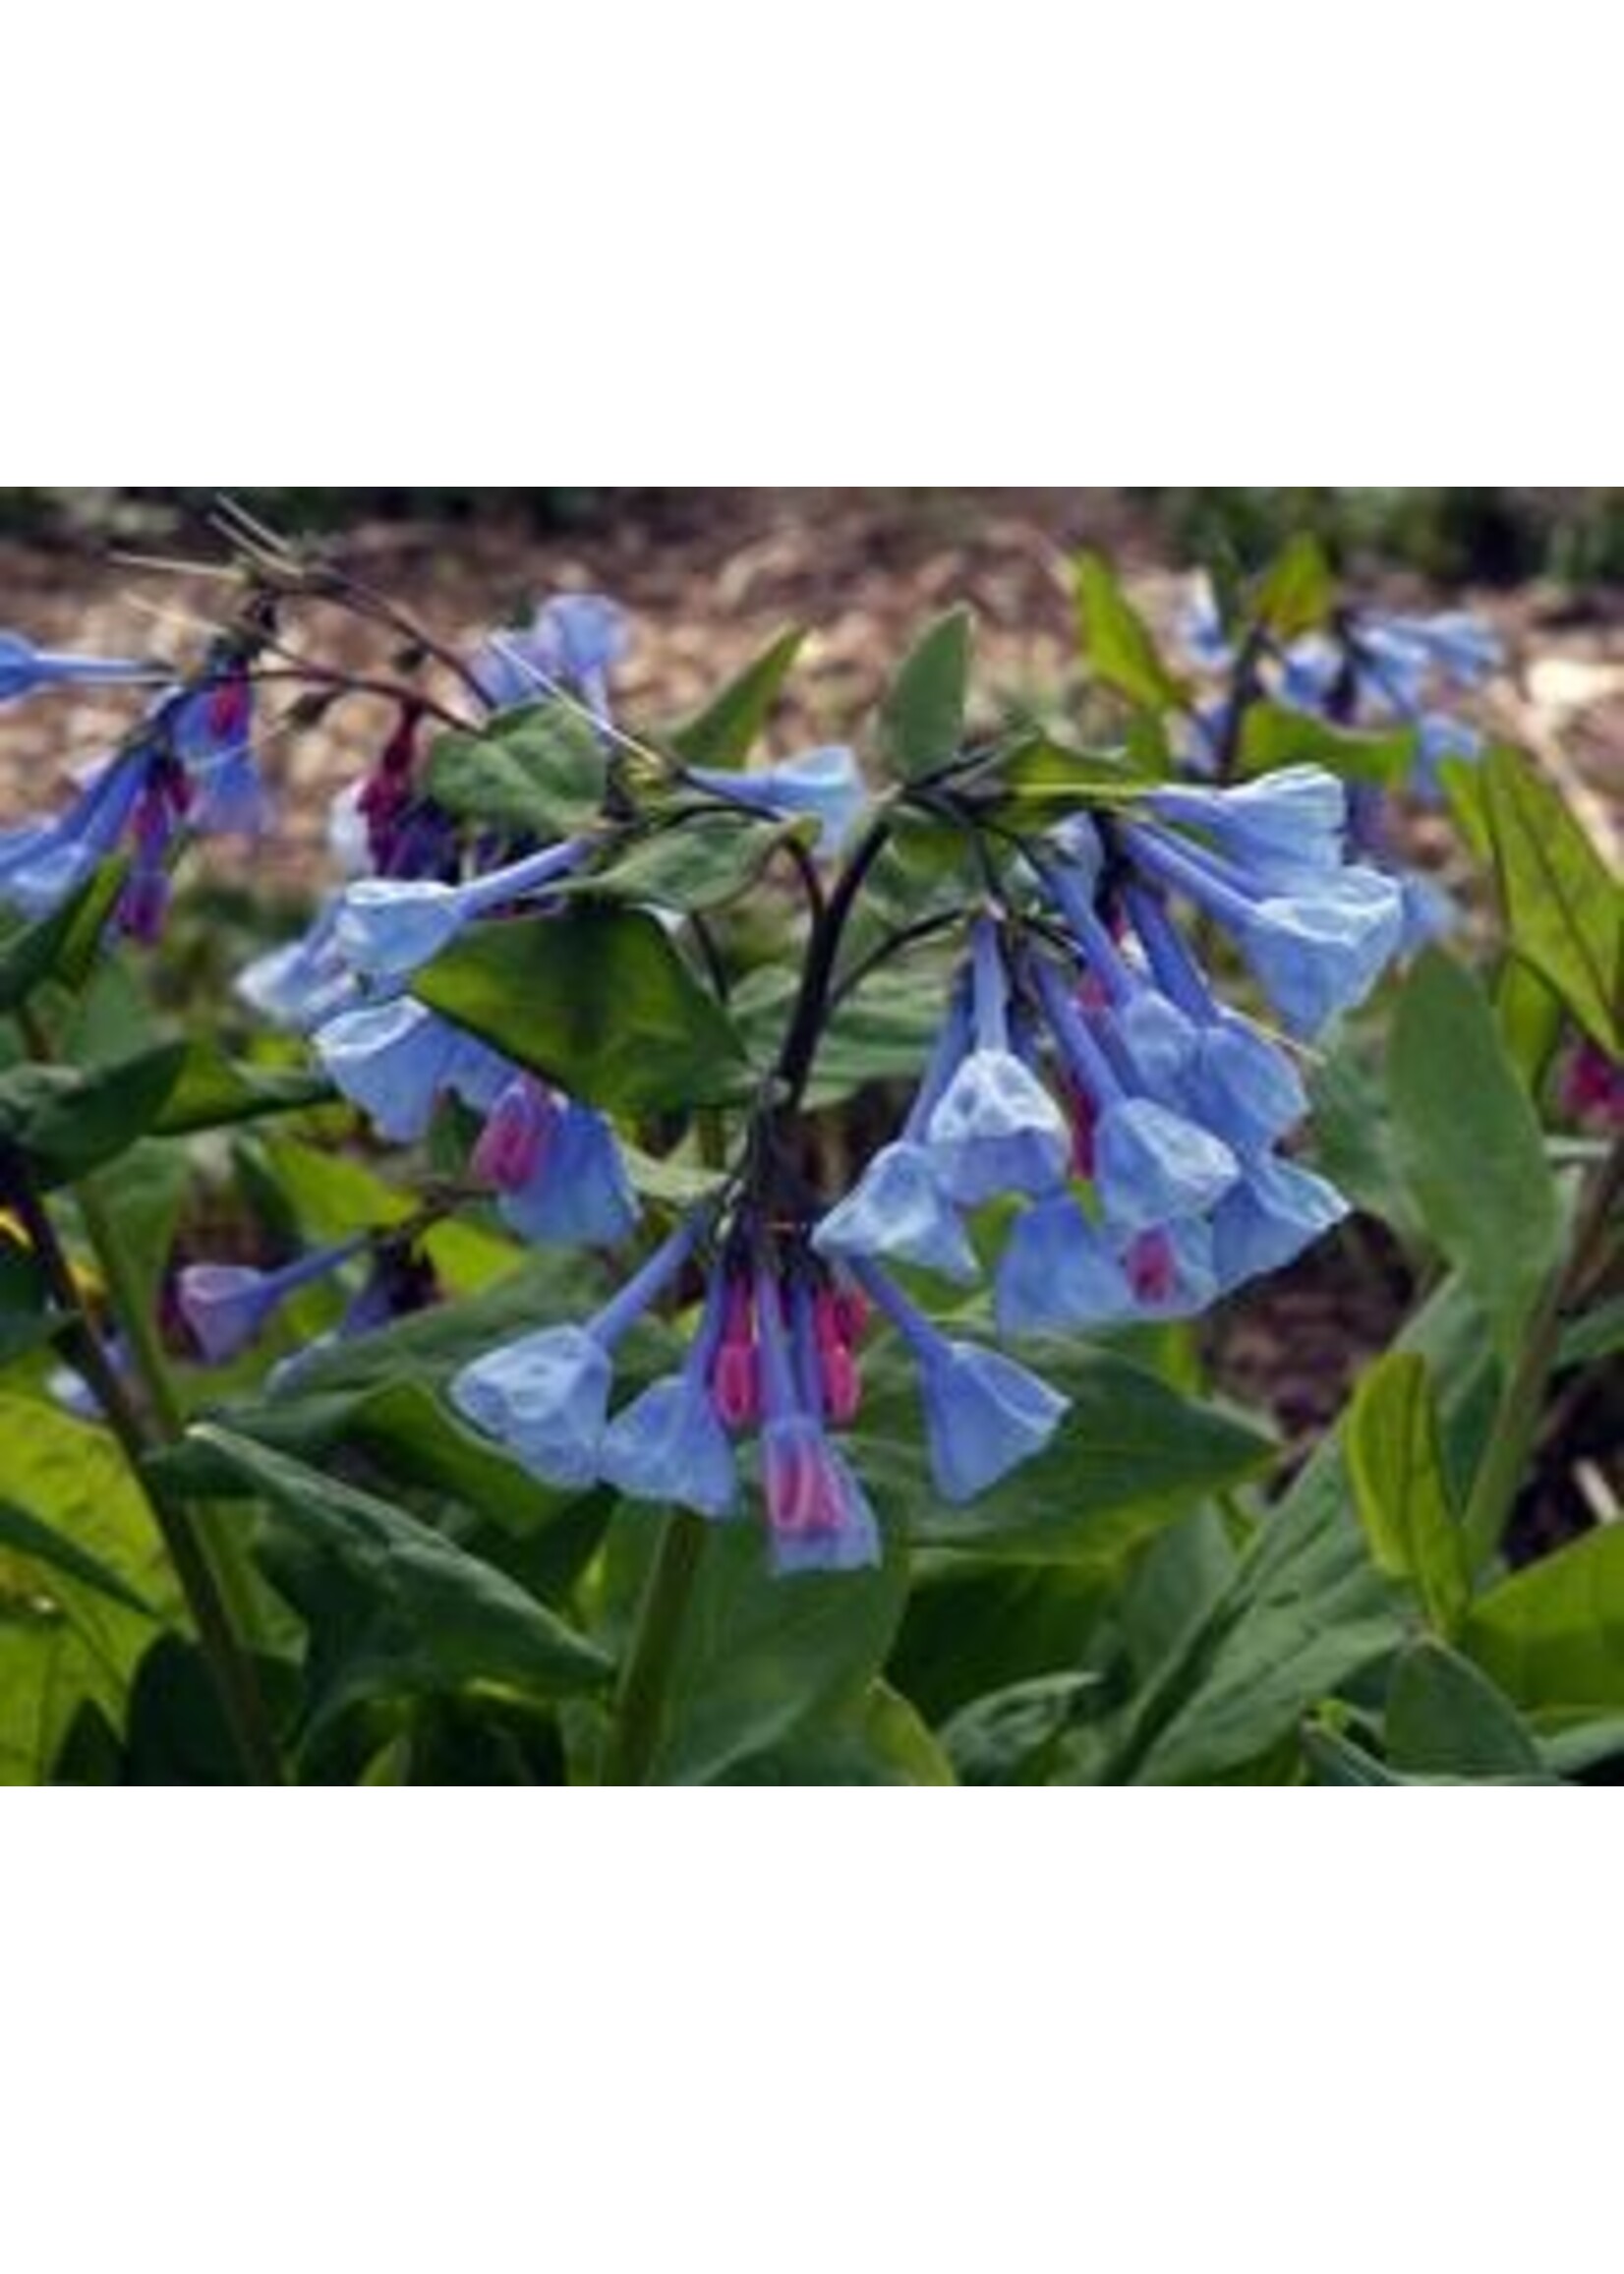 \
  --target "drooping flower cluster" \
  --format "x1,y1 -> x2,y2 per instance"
446,761 -> 1398,1575
819,768 -> 1397,1341
1178,581 -> 1502,948
1182,580 -> 1502,794
447,1191 -> 1071,1574
236,593 -> 872,1267
0,641 -> 268,941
